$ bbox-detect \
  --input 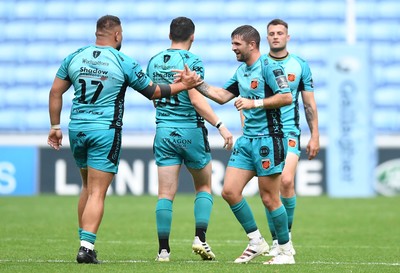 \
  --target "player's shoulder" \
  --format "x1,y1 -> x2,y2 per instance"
259,54 -> 283,71
112,49 -> 137,63
289,53 -> 308,64
66,45 -> 91,58
178,49 -> 202,62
